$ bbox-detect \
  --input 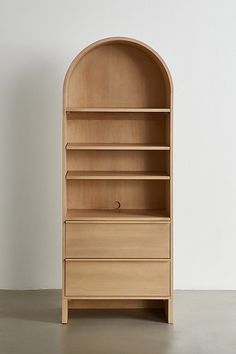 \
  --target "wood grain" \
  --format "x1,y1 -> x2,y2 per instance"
65,260 -> 170,297
65,222 -> 170,258
66,209 -> 170,221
